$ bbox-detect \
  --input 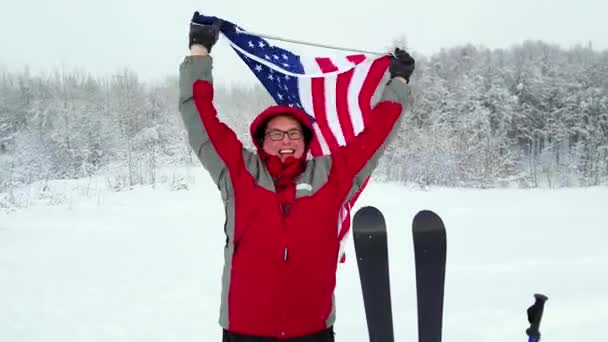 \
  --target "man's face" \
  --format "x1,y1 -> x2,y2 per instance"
262,115 -> 306,162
